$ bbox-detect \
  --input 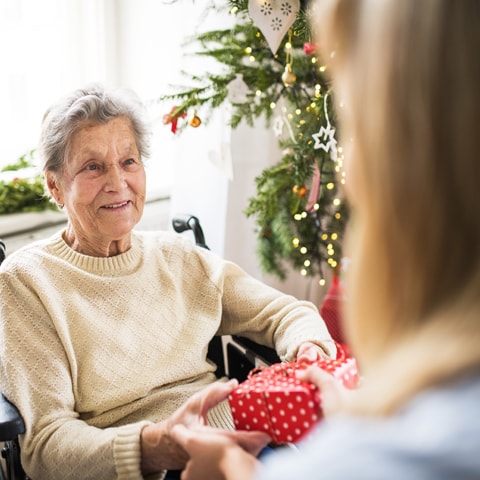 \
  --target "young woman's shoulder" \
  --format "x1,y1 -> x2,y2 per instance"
257,373 -> 480,480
